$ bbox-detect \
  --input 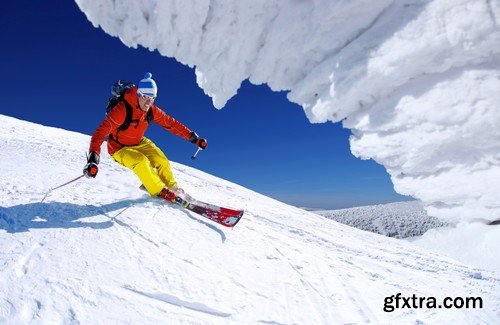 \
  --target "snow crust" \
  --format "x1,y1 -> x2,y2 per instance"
1,114 -> 499,323
74,0 -> 500,223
